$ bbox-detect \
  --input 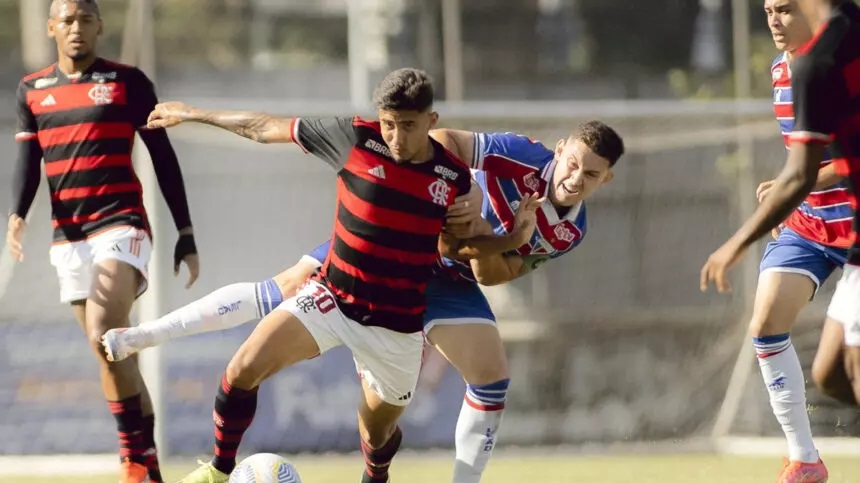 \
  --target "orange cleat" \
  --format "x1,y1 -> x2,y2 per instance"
120,457 -> 150,483
778,457 -> 828,483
